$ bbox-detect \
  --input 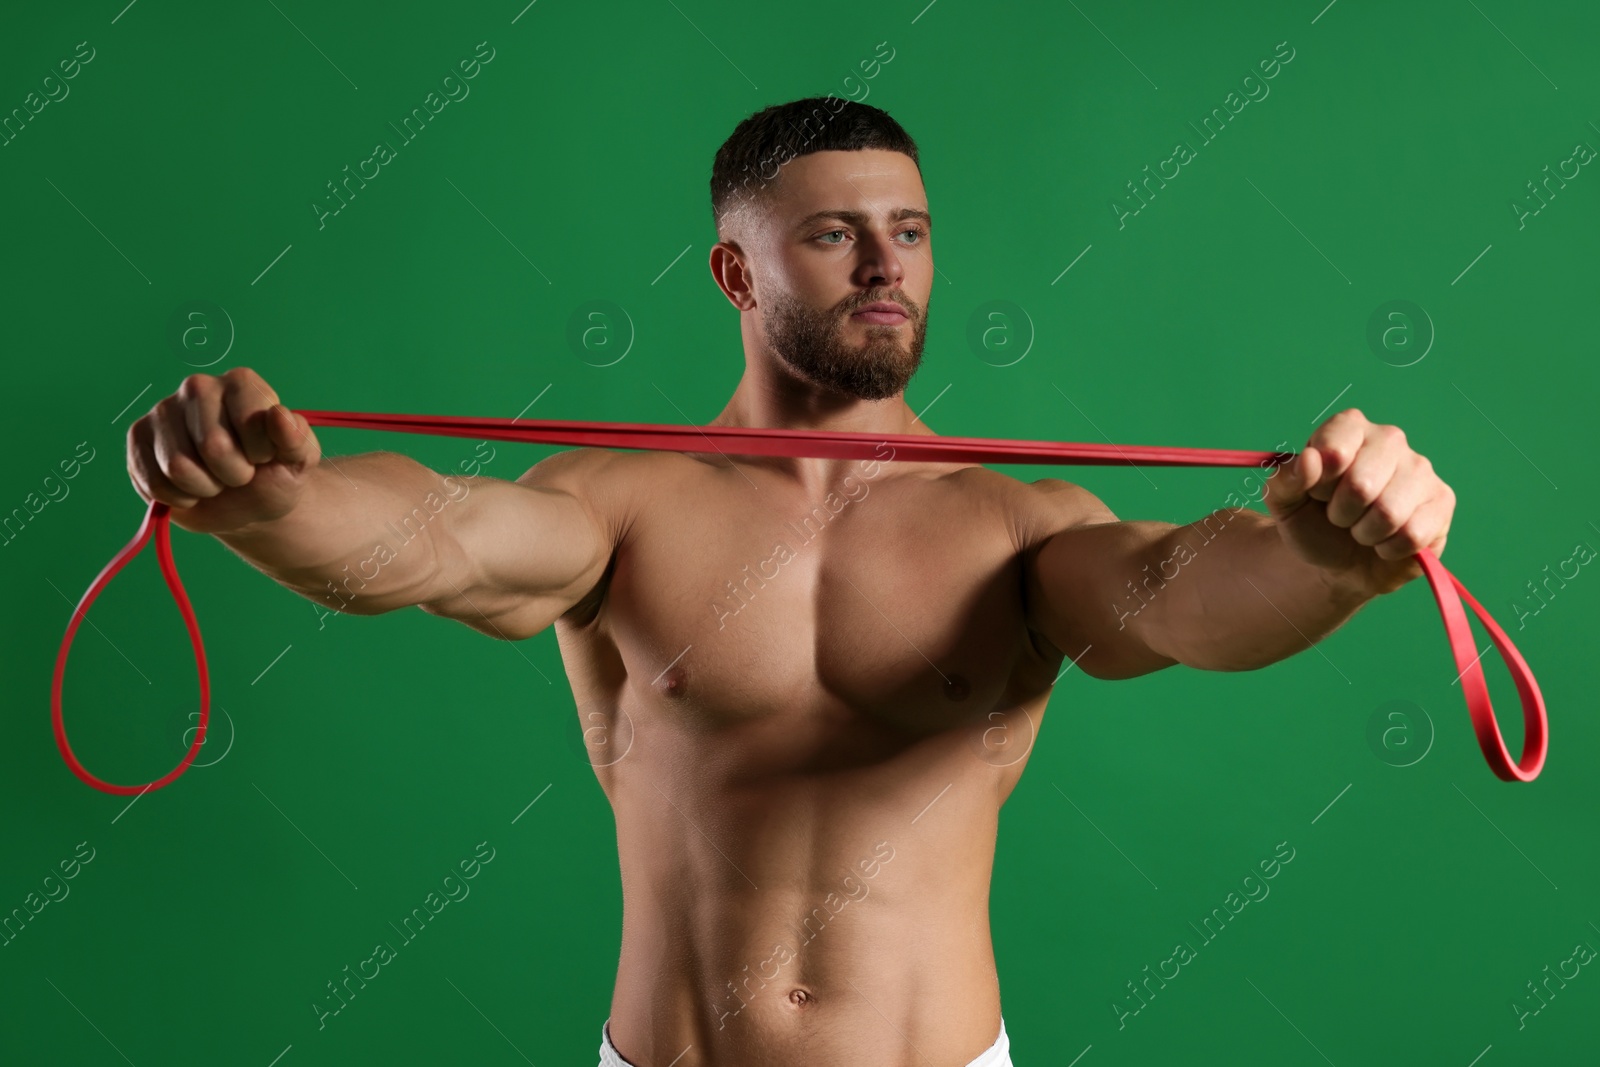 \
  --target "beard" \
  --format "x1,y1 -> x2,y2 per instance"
760,288 -> 927,401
